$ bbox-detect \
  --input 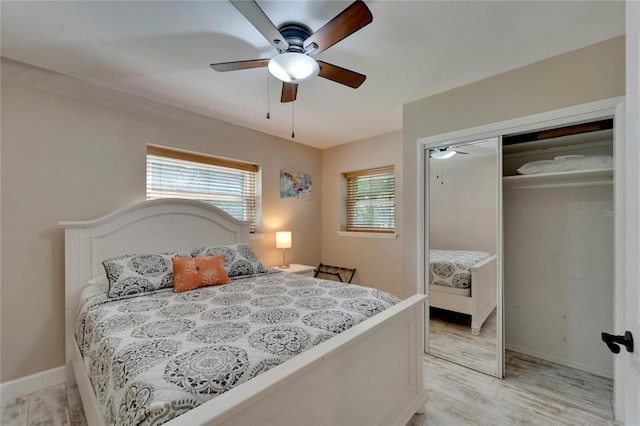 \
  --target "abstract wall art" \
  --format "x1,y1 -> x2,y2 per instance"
280,170 -> 312,200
